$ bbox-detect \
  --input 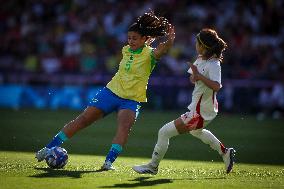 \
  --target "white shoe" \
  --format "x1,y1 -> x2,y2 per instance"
101,161 -> 115,171
35,147 -> 50,162
132,163 -> 158,175
222,148 -> 236,173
